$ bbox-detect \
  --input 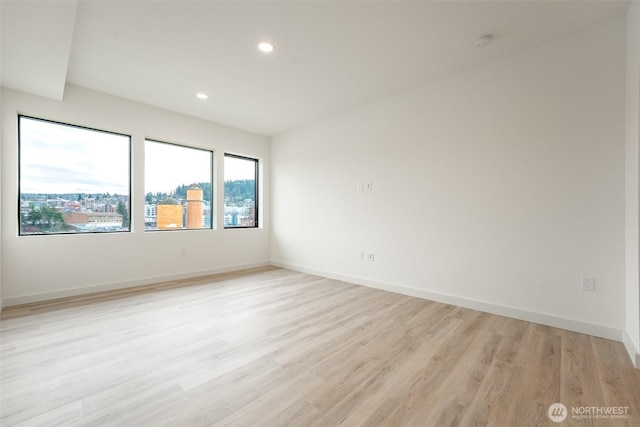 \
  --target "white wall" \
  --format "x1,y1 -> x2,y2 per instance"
1,84 -> 270,305
625,0 -> 640,367
0,2 -> 4,310
0,71 -> 3,311
272,17 -> 627,340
